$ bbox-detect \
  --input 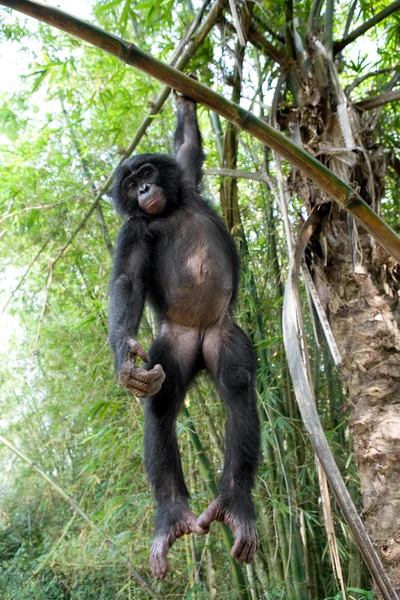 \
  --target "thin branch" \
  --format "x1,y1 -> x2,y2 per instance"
251,12 -> 284,43
220,14 -> 285,64
0,202 -> 62,224
285,0 -> 296,61
307,0 -> 325,30
353,88 -> 400,110
345,67 -> 393,95
1,238 -> 50,313
342,0 -> 358,38
0,435 -> 161,600
367,71 -> 400,129
94,202 -> 114,256
334,0 -> 400,54
228,0 -> 246,46
32,264 -> 53,358
325,0 -> 334,55
205,167 -> 275,184
173,0 -> 212,57
52,198 -> 102,267
61,99 -> 114,257
1,0 -> 399,264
